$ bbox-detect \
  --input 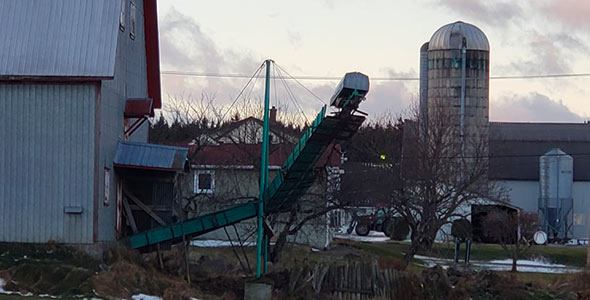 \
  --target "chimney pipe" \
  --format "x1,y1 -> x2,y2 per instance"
270,106 -> 277,124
